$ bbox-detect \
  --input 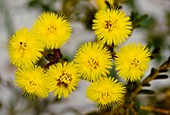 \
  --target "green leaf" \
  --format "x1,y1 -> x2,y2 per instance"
130,11 -> 150,29
167,56 -> 170,66
141,16 -> 155,29
148,68 -> 157,77
154,75 -> 169,80
142,83 -> 151,87
130,11 -> 138,22
139,14 -> 148,22
105,1 -> 112,9
28,0 -> 41,7
86,111 -> 99,115
133,100 -> 140,112
152,47 -> 160,54
159,68 -> 168,73
41,4 -> 51,12
138,89 -> 155,95
160,56 -> 170,67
